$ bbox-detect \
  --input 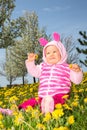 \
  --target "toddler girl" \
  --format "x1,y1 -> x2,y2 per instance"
18,32 -> 83,114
